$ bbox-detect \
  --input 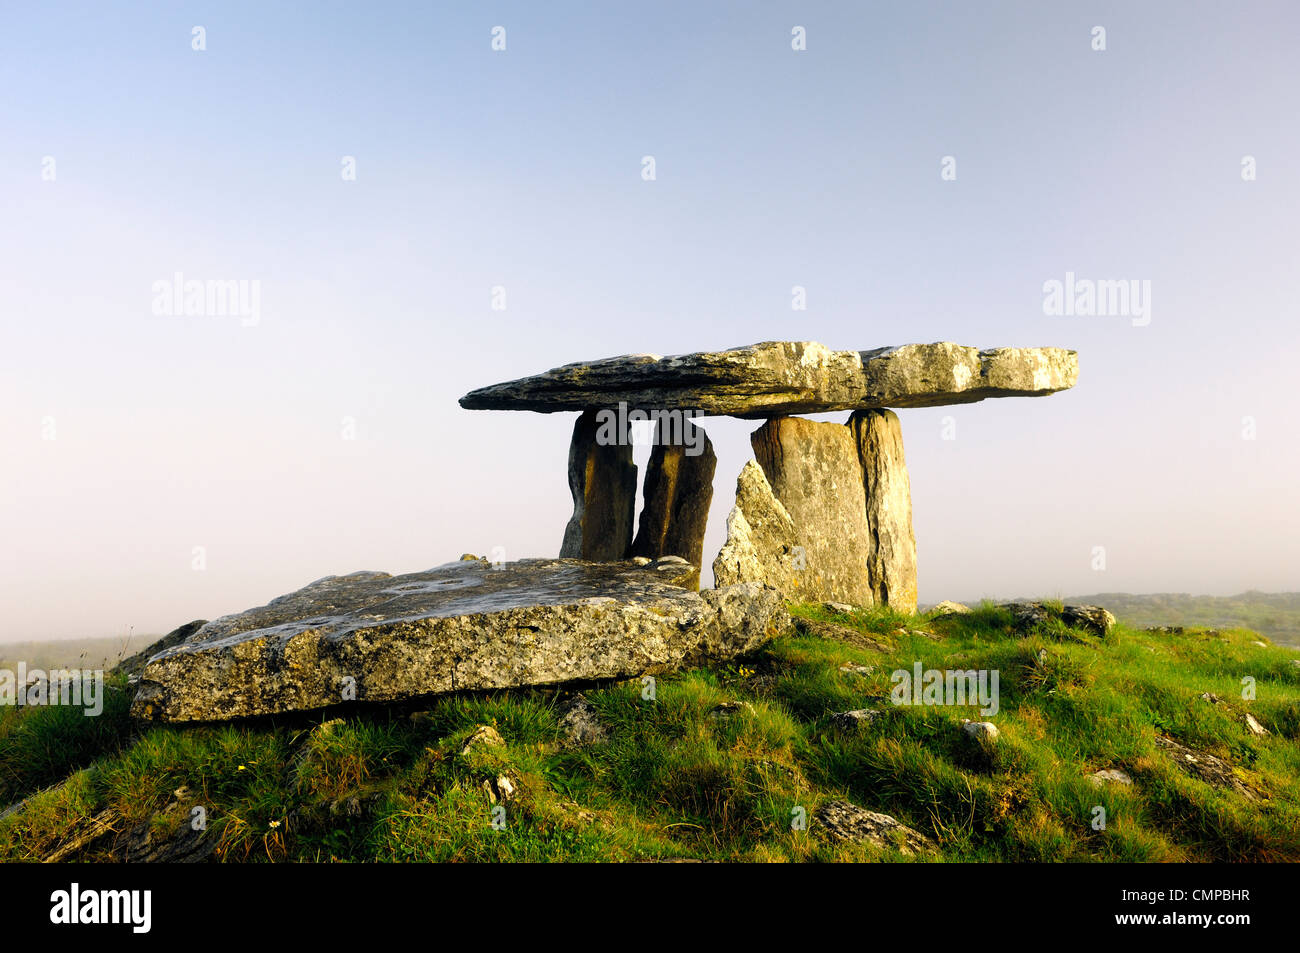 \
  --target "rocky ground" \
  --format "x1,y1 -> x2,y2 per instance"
3,600 -> 1298,862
